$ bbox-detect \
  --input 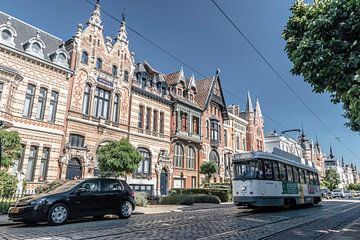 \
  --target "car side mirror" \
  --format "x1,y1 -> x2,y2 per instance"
77,187 -> 89,193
